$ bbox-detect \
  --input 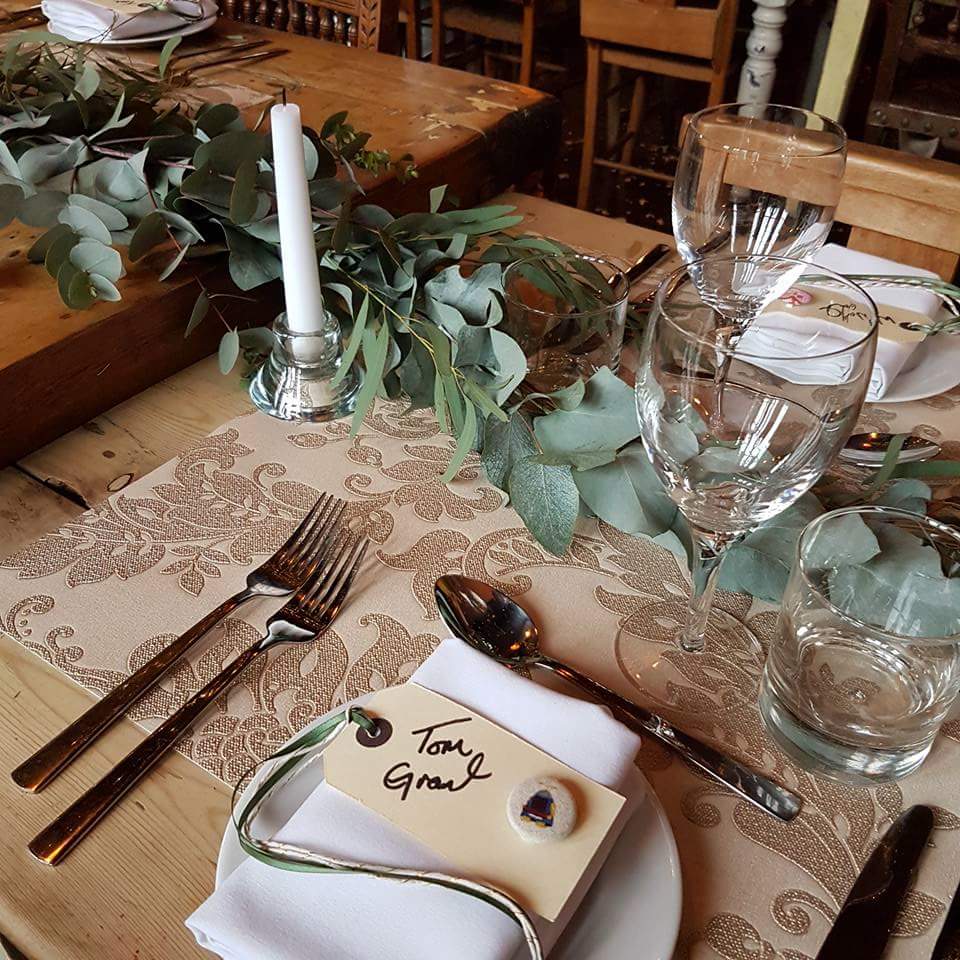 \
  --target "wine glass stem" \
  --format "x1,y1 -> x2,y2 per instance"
680,533 -> 728,653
